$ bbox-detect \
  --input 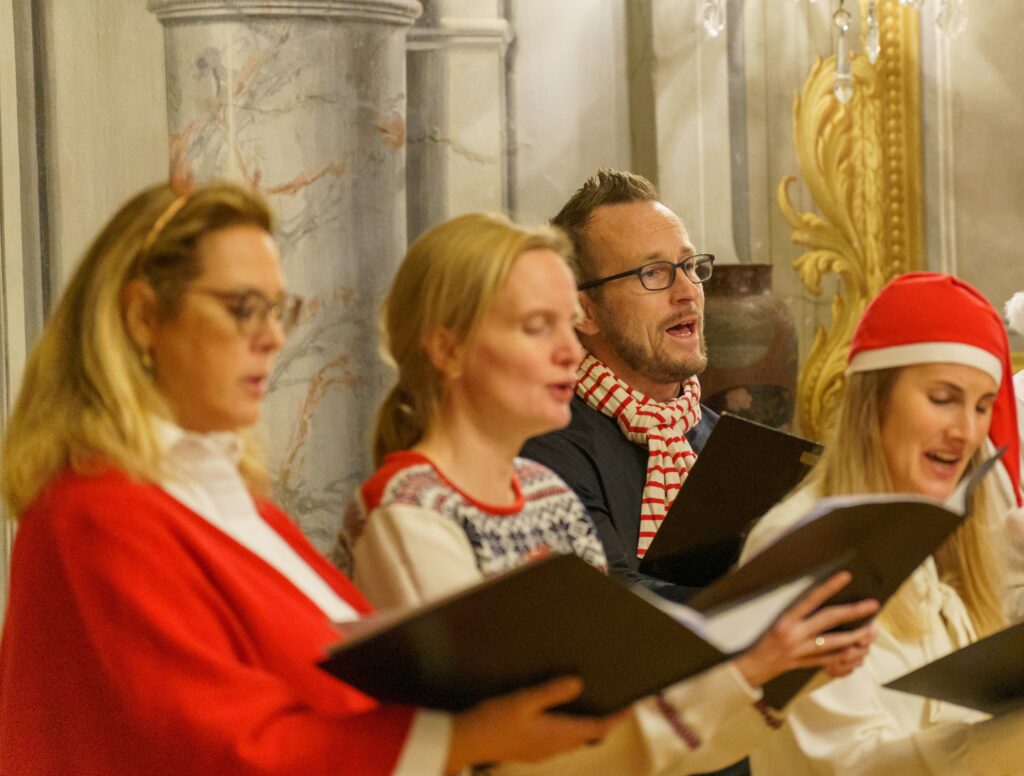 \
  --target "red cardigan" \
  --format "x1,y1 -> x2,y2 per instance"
0,468 -> 417,775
